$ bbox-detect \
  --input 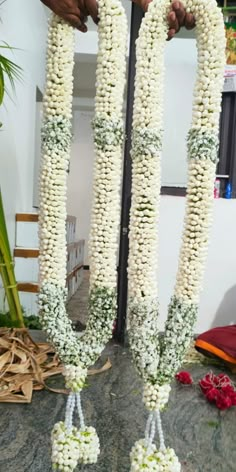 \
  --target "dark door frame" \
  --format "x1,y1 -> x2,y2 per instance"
115,4 -> 143,343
